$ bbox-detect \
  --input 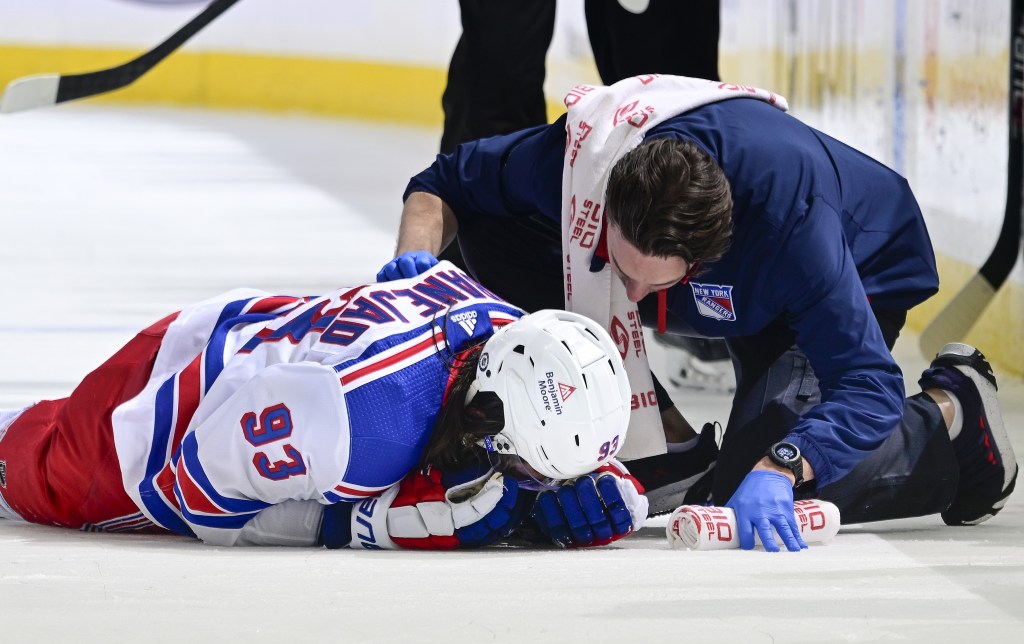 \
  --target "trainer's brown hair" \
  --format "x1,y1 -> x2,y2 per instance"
605,137 -> 733,267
